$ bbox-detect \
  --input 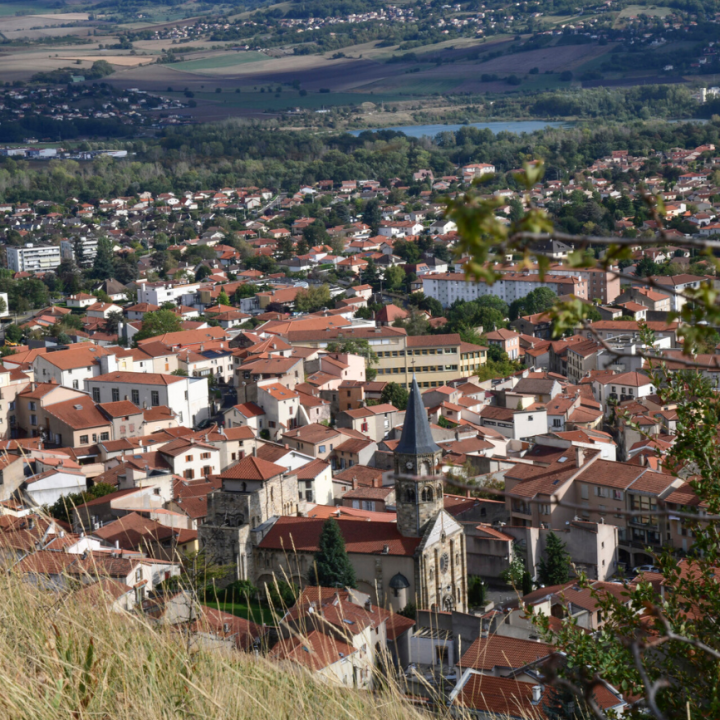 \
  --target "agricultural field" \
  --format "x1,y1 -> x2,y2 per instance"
613,4 -> 674,27
173,50 -> 270,72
